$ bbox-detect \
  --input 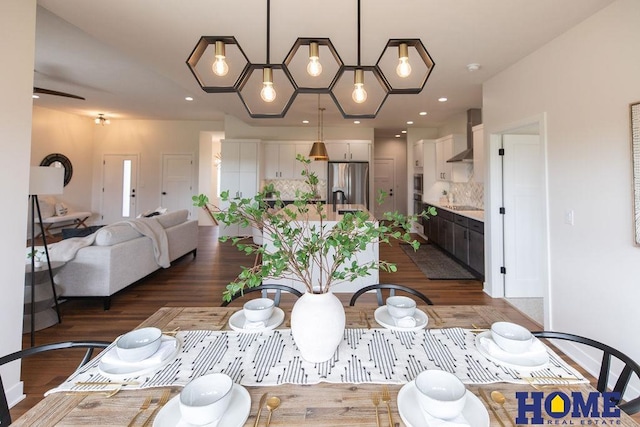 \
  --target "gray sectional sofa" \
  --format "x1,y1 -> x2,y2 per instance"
53,209 -> 198,309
